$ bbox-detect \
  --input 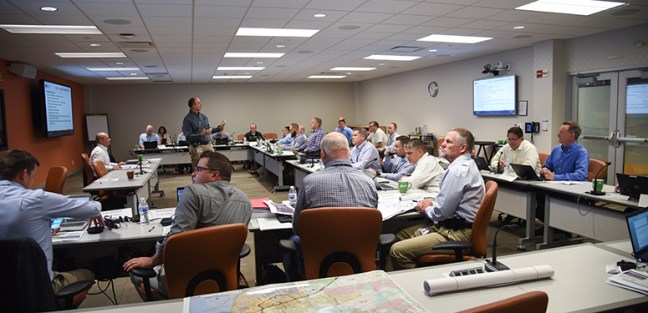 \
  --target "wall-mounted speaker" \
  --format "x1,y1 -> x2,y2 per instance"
7,62 -> 37,79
